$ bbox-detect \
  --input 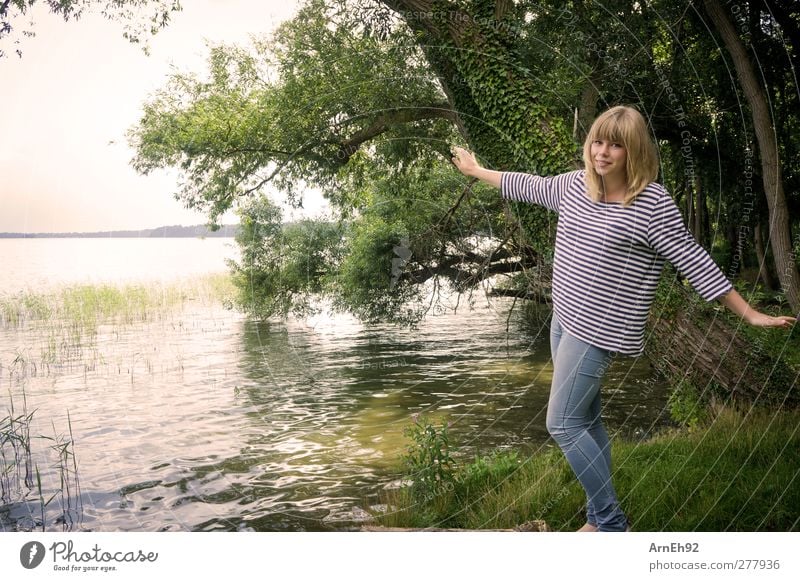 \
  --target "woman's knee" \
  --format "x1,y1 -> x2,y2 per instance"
545,412 -> 569,441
